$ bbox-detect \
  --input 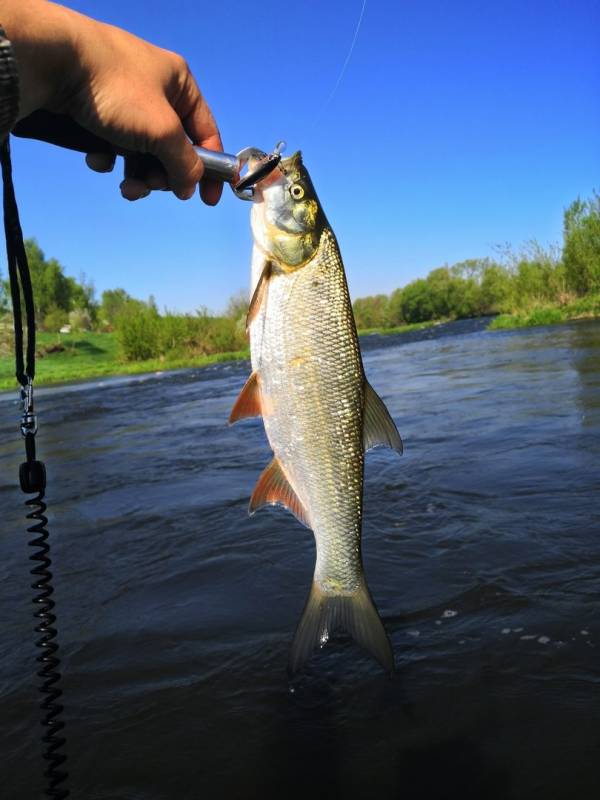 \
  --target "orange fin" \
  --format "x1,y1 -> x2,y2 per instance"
249,457 -> 311,528
229,371 -> 261,424
246,260 -> 272,331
